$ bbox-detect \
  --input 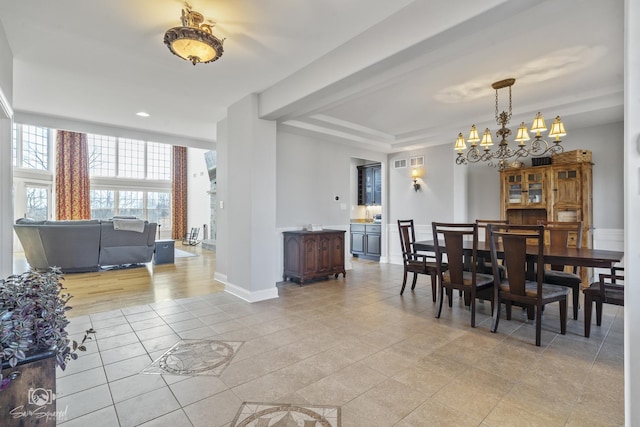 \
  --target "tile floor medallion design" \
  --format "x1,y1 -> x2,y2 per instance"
141,339 -> 243,375
231,402 -> 340,427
